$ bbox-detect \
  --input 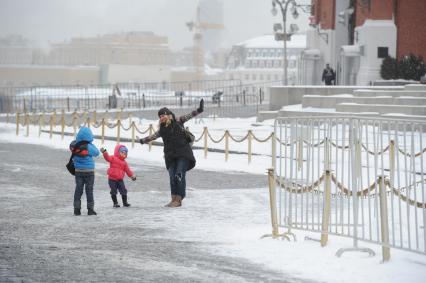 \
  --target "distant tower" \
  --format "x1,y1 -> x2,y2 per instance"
186,0 -> 224,82
199,0 -> 224,52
